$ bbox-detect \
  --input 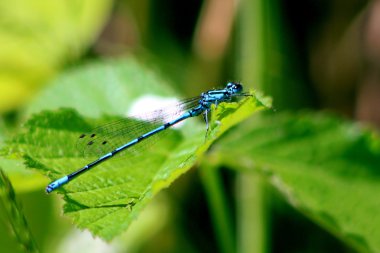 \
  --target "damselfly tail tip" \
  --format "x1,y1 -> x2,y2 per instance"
45,176 -> 69,194
46,185 -> 53,194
